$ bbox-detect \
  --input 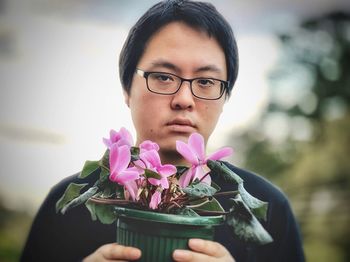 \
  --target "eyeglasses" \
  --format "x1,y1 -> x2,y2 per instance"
136,69 -> 228,100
